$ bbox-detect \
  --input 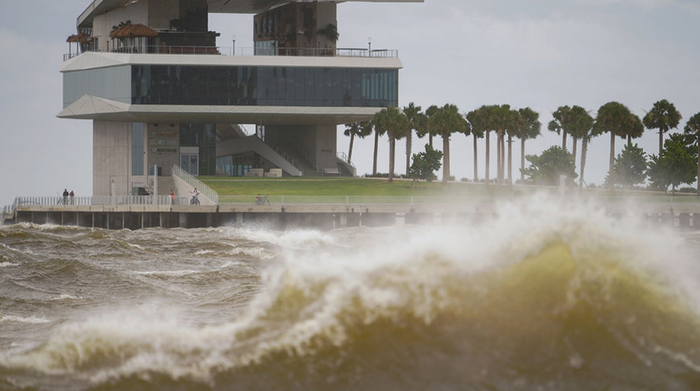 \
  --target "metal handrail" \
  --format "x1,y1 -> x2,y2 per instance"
172,165 -> 219,204
63,46 -> 398,61
11,195 -> 183,207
